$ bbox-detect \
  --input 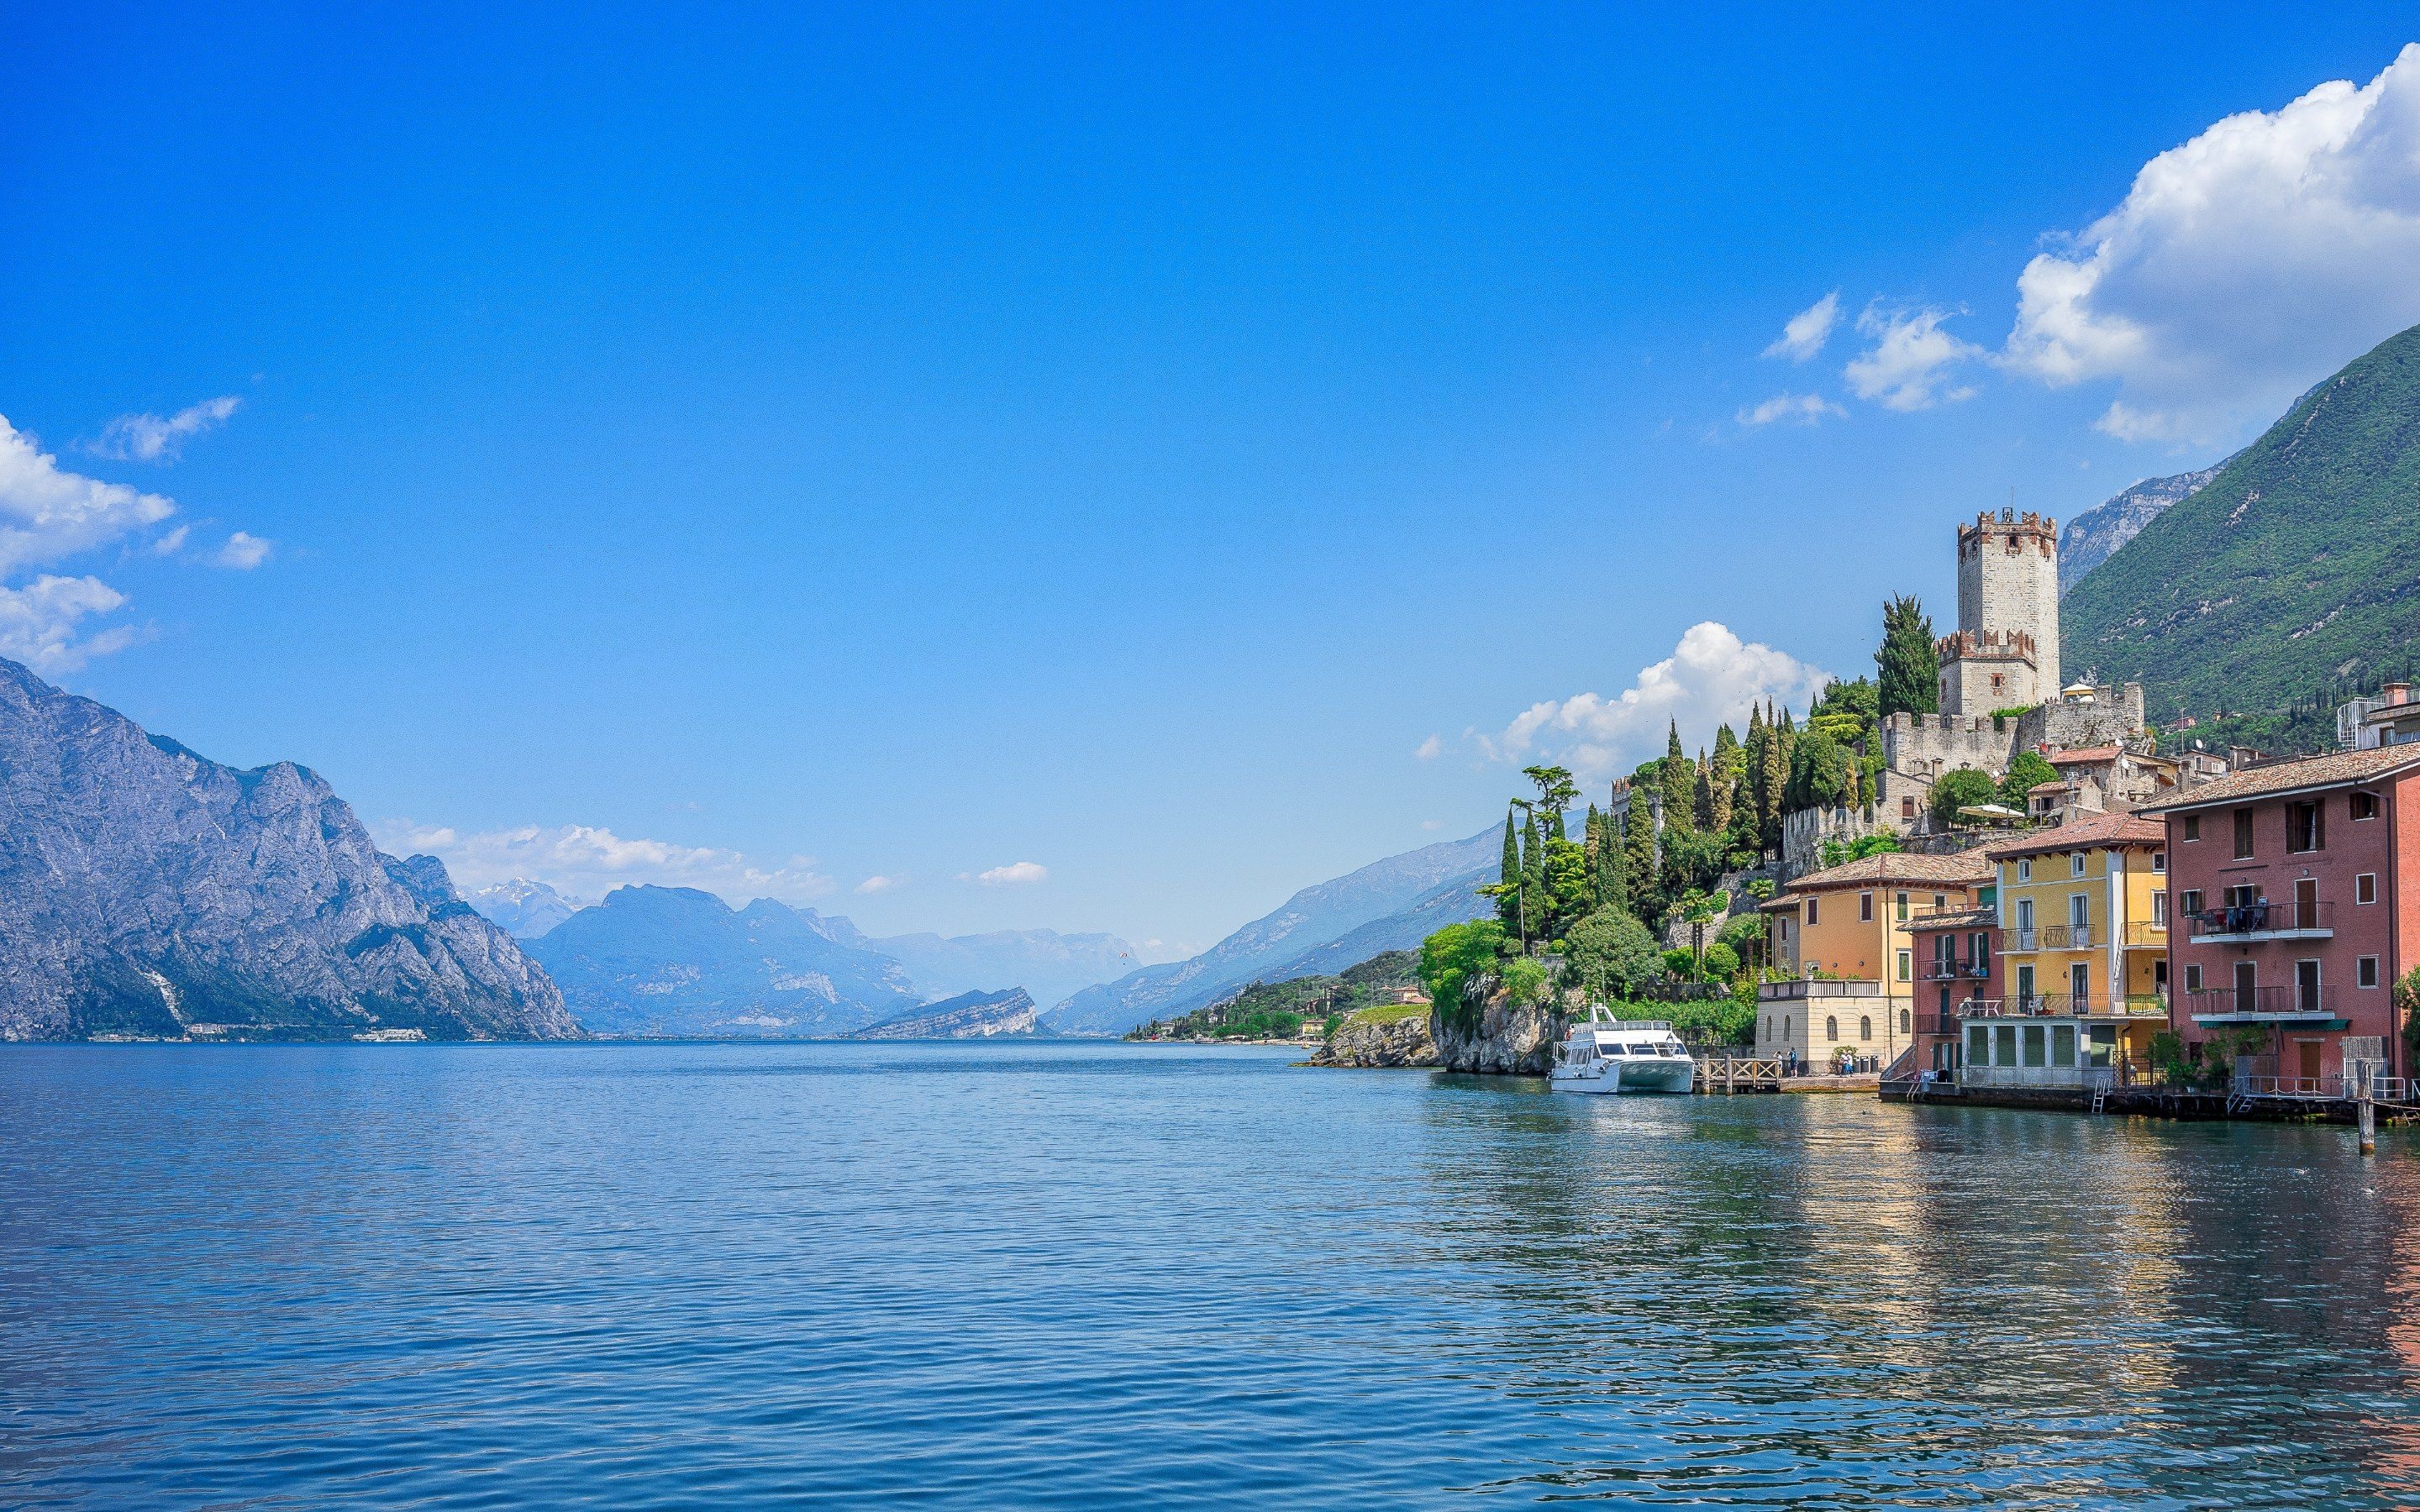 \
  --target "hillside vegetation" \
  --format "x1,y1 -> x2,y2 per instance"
2062,323 -> 2420,722
1125,951 -> 1420,1041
